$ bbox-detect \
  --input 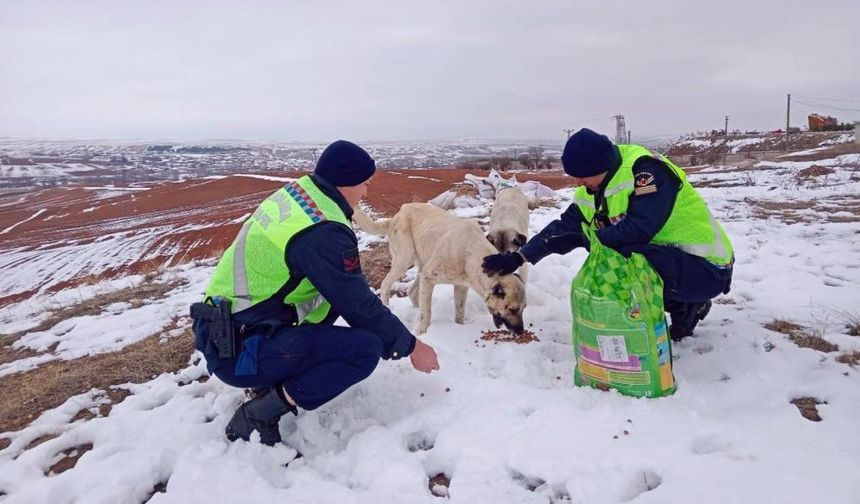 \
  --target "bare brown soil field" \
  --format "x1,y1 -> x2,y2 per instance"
0,168 -> 570,307
364,168 -> 571,215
